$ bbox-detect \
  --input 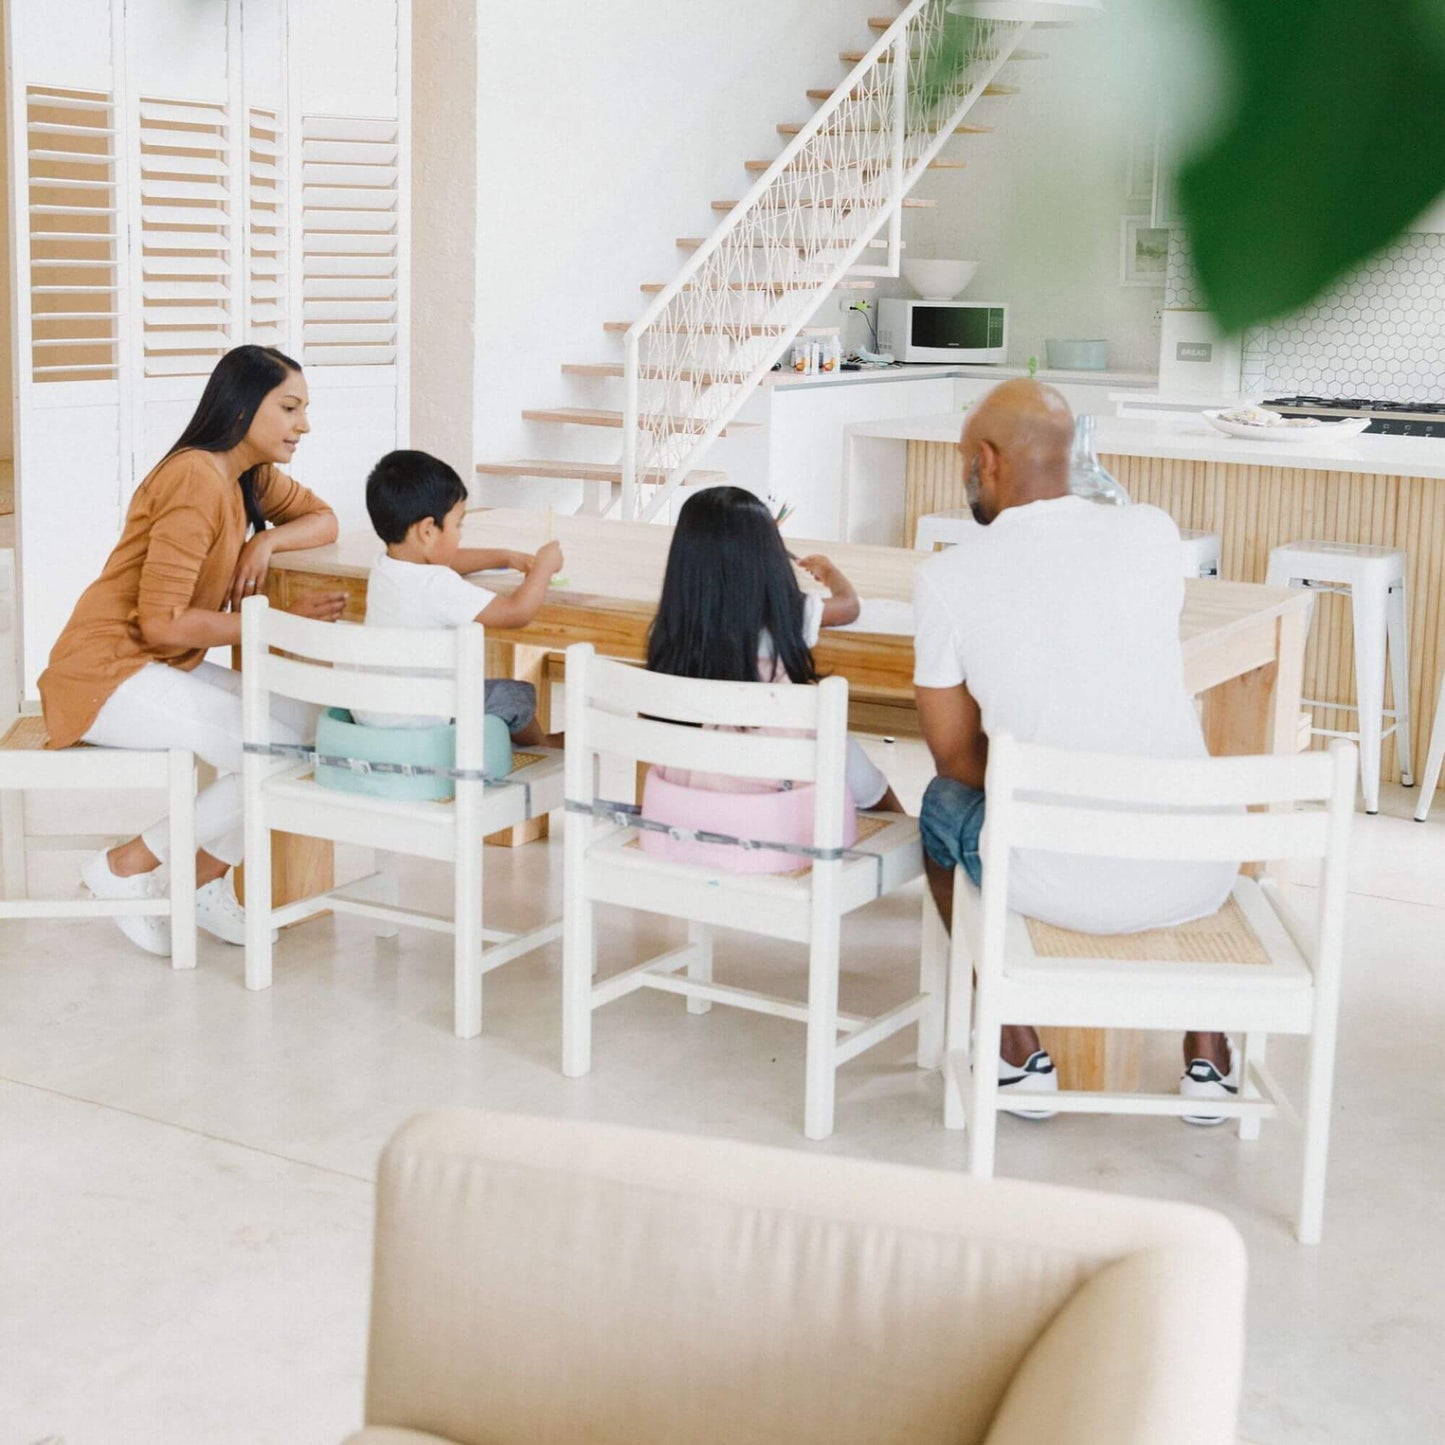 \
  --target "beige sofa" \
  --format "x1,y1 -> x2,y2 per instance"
345,1110 -> 1246,1445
